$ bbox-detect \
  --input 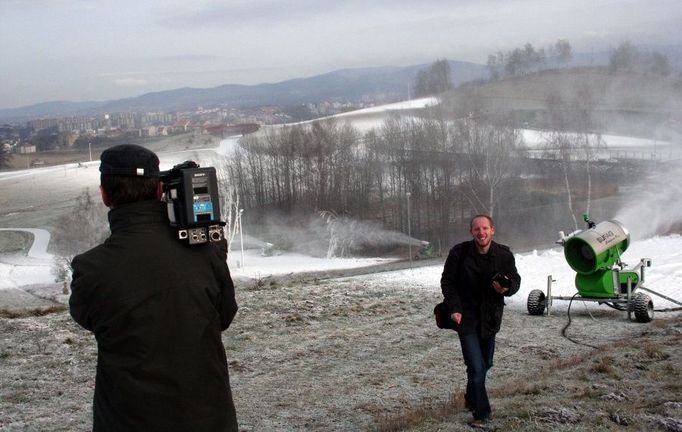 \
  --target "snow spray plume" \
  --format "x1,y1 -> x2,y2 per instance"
614,163 -> 682,240
320,211 -> 425,258
258,211 -> 425,258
